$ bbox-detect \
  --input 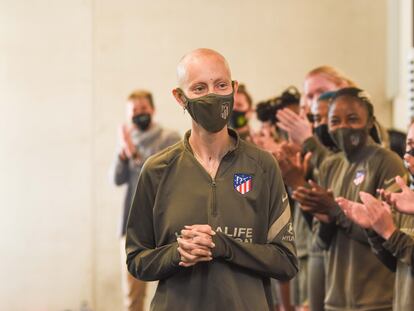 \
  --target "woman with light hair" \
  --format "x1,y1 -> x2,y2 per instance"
303,65 -> 356,111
